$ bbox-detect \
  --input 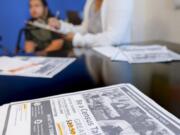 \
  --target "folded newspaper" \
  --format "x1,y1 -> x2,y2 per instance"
93,45 -> 180,63
0,84 -> 179,135
0,56 -> 75,78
